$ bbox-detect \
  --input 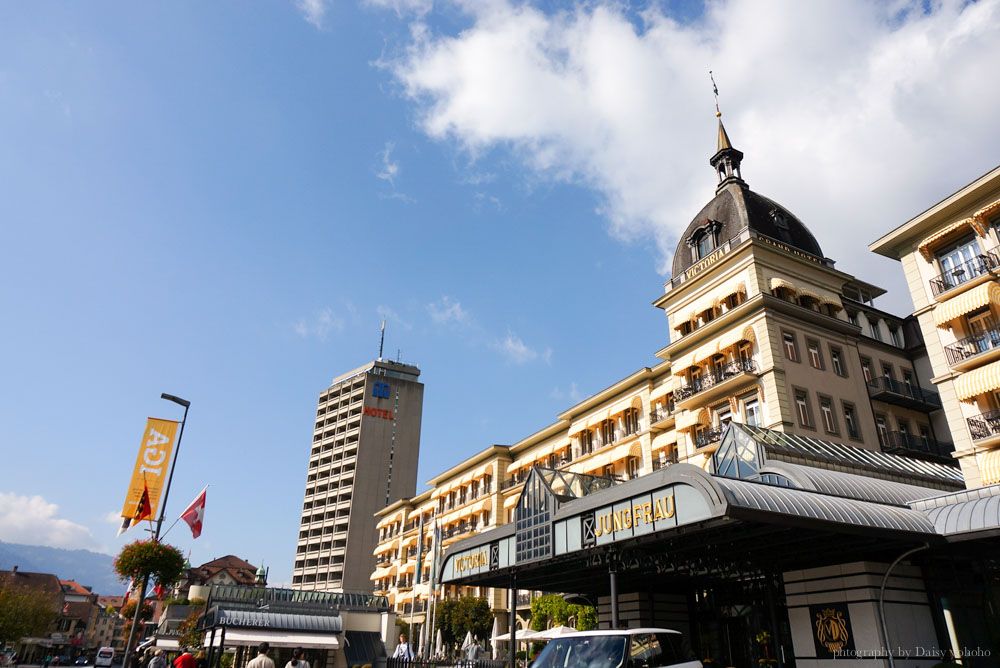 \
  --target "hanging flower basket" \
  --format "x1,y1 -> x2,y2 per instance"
114,540 -> 186,588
